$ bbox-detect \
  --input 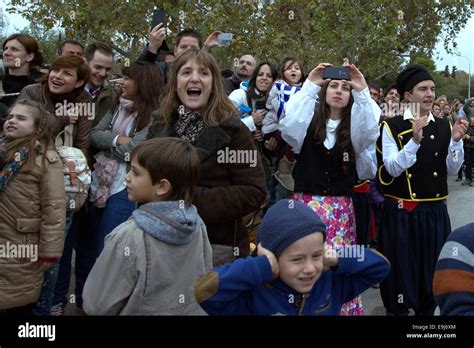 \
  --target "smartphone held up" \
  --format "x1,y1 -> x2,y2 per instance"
322,66 -> 351,81
217,33 -> 233,47
151,9 -> 167,31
